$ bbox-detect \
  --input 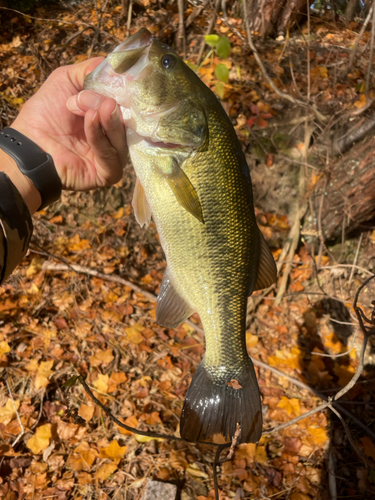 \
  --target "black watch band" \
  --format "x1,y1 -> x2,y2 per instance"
0,127 -> 62,211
